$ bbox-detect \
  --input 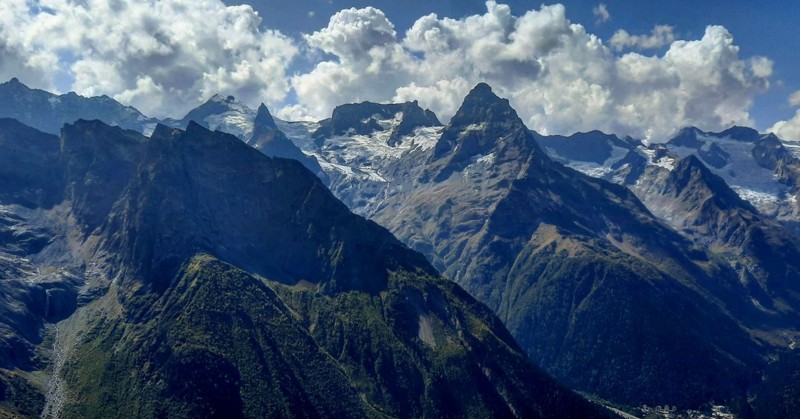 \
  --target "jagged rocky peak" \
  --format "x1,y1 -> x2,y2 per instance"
0,78 -> 40,97
447,82 -> 520,128
250,104 -> 279,140
672,154 -> 708,179
669,154 -> 754,209
752,133 -> 789,169
254,103 -> 278,130
248,104 -> 328,184
571,130 -> 642,148
312,99 -> 441,146
431,82 -> 537,165
752,132 -> 800,189
104,120 -> 426,293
